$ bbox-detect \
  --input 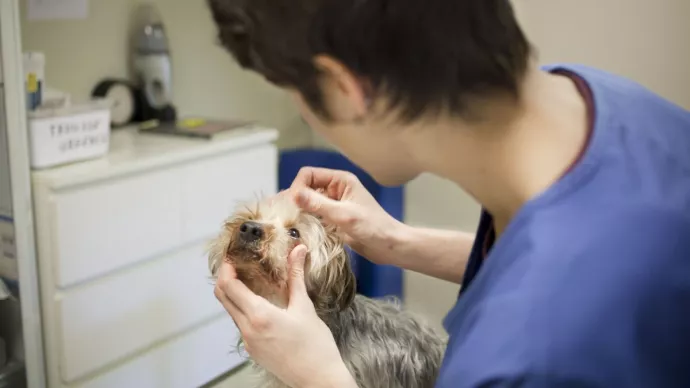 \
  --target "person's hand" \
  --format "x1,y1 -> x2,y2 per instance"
289,167 -> 404,265
214,245 -> 357,388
